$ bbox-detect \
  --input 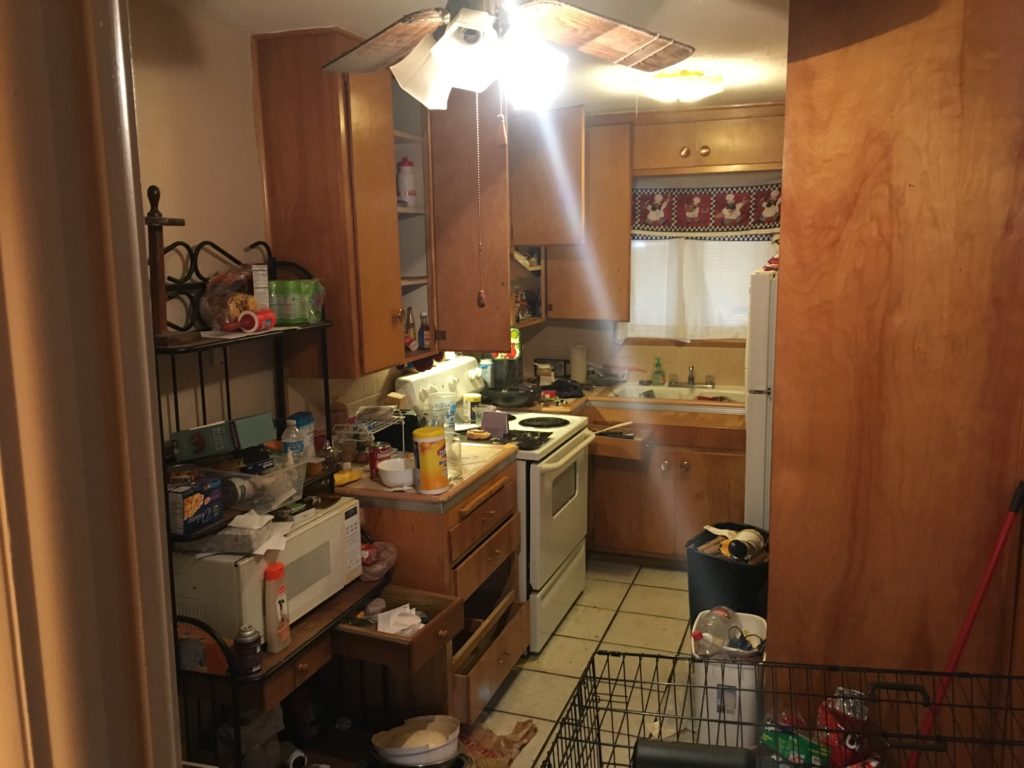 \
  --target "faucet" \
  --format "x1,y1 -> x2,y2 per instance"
687,365 -> 696,386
